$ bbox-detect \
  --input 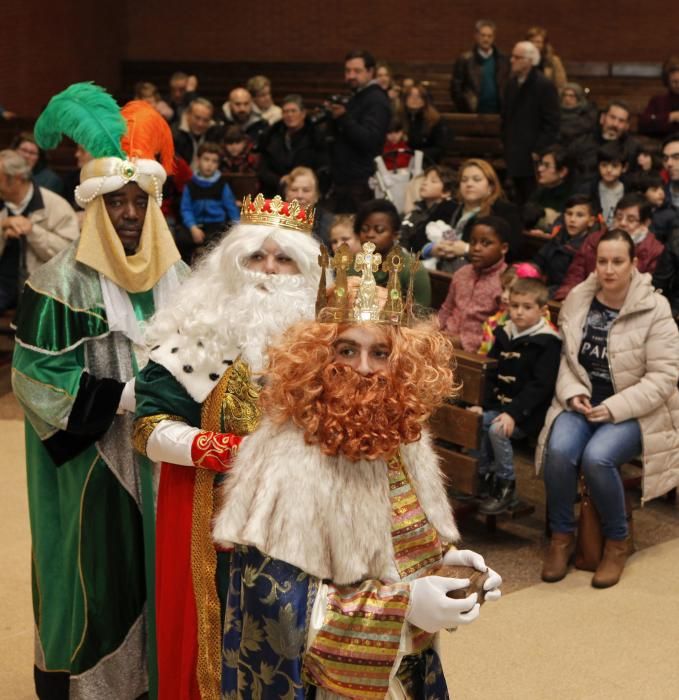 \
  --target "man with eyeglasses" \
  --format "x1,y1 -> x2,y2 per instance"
555,192 -> 663,300
652,135 -> 679,320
